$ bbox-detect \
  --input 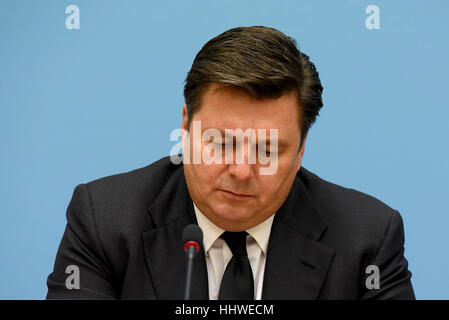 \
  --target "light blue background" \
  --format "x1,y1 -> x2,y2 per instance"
1,0 -> 448,299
